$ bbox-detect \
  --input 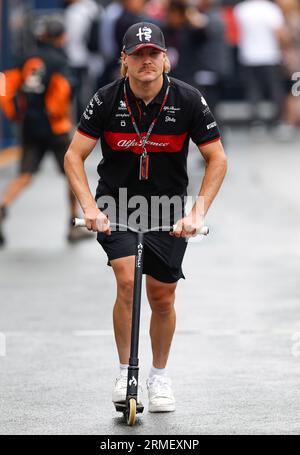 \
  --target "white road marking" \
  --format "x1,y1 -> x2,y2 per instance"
2,328 -> 300,338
